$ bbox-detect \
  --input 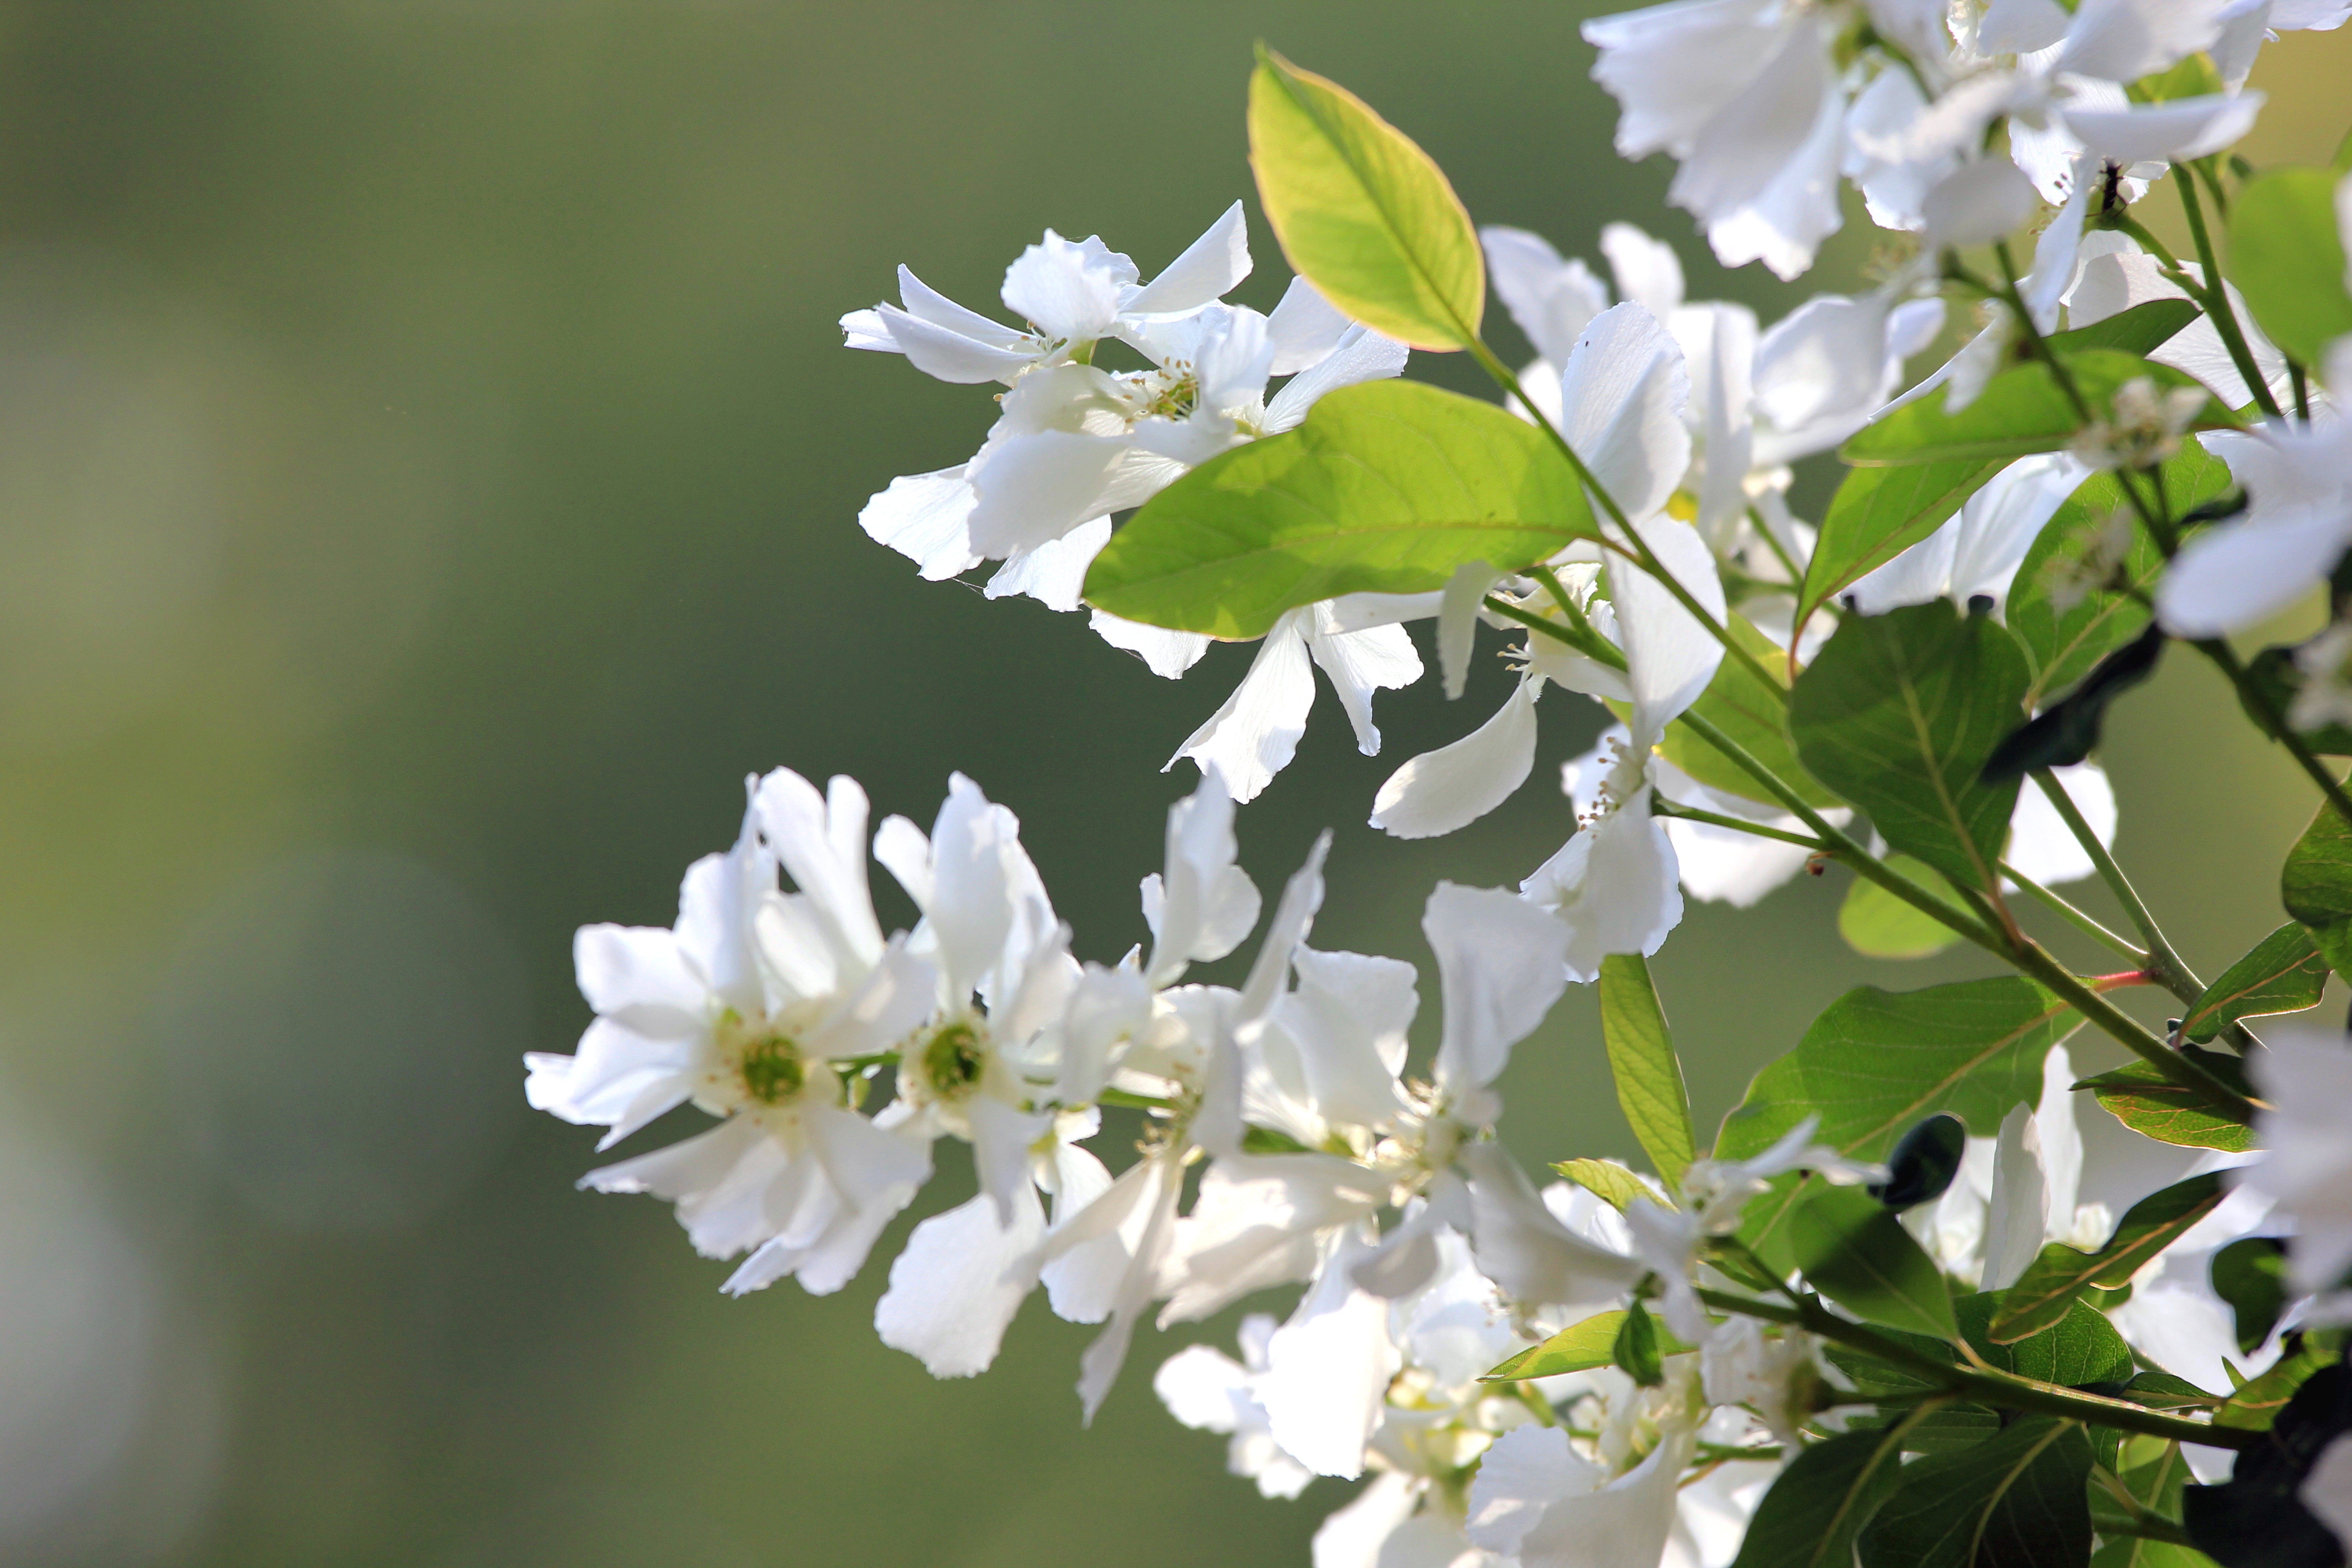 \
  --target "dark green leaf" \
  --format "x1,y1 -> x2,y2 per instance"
1083,379 -> 1592,638
1730,1427 -> 1913,1568
2213,1342 -> 2343,1433
2228,167 -> 2352,367
2043,299 -> 2200,357
1552,1157 -> 1656,1213
1982,623 -> 2165,780
1792,1186 -> 1960,1340
1721,977 -> 2075,1264
2124,1371 -> 2223,1411
2186,1362 -> 2352,1568
2078,1049 -> 2259,1153
1614,1298 -> 1665,1386
2009,450 -> 2224,708
1657,612 -> 1843,808
1859,1416 -> 2094,1568
1841,351 -> 2230,468
1598,954 -> 1696,1185
1871,1114 -> 1968,1210
1798,459 -> 2003,632
2090,1436 -> 2212,1568
1246,48 -> 1483,351
1989,1175 -> 2229,1343
1956,1293 -> 2137,1388
1792,599 -> 2031,892
2282,802 -> 2352,975
2212,1239 -> 2290,1357
1840,854 -> 1970,959
2181,925 -> 2331,1044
